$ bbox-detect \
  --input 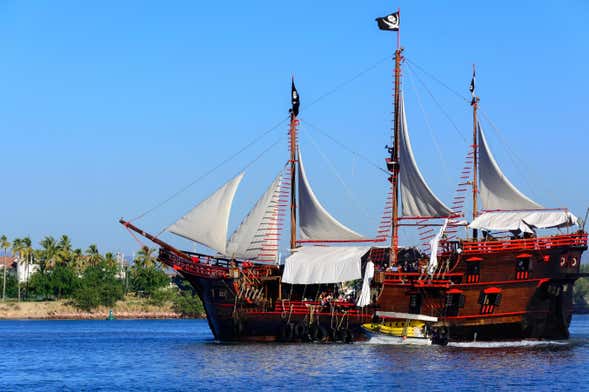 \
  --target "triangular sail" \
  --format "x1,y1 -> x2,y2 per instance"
297,149 -> 365,241
478,124 -> 542,211
398,93 -> 453,217
166,173 -> 244,255
226,174 -> 283,261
